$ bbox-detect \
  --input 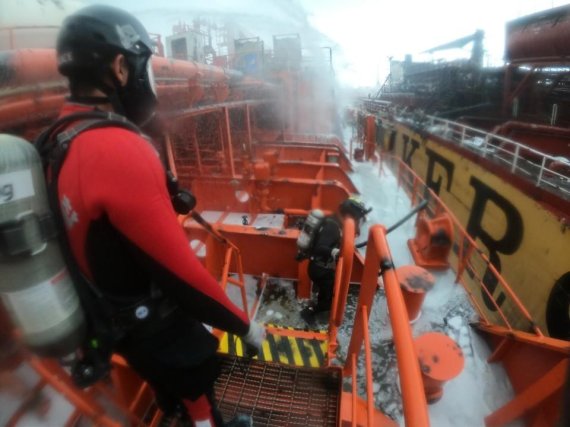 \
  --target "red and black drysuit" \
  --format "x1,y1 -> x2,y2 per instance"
55,103 -> 250,423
